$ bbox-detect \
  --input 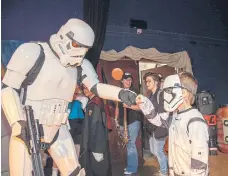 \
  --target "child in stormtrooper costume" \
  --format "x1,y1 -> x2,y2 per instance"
136,72 -> 209,176
1,18 -> 137,176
